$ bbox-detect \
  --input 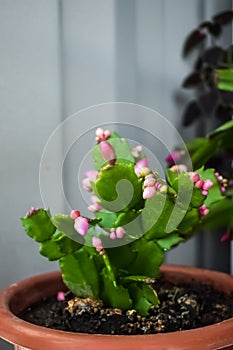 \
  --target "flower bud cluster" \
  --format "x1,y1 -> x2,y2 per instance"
142,173 -> 164,199
95,128 -> 111,143
109,227 -> 126,240
189,172 -> 213,195
215,172 -> 228,193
